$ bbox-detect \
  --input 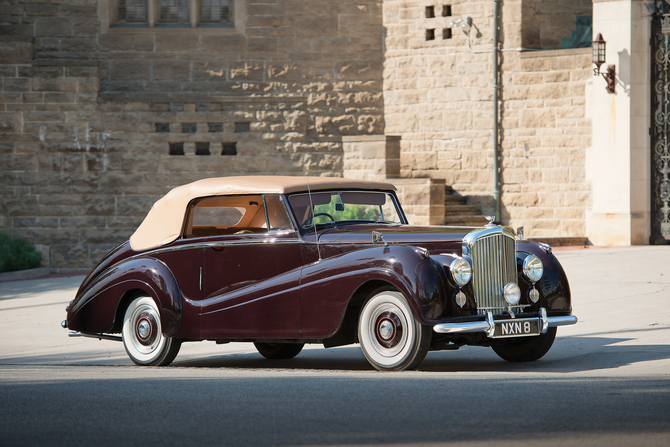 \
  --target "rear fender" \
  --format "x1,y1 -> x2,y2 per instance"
67,257 -> 182,337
